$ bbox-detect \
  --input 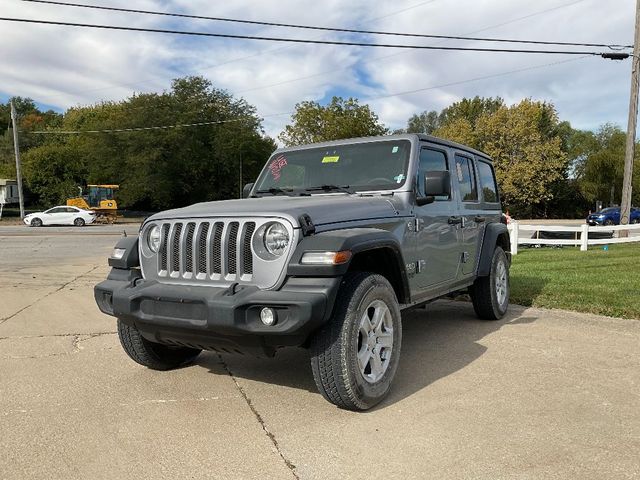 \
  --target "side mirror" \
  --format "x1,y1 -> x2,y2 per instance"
416,171 -> 450,206
242,182 -> 254,199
